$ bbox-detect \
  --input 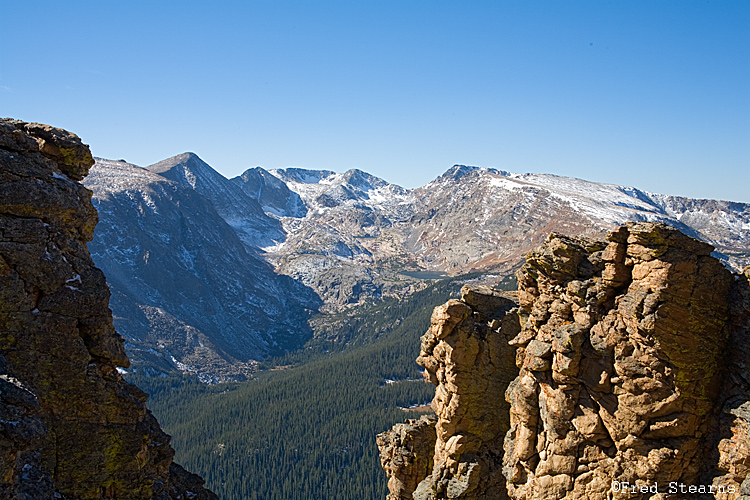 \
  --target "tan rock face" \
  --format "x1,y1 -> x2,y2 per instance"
380,223 -> 750,500
378,285 -> 520,500
377,415 -> 439,500
0,119 -> 217,499
505,223 -> 739,500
